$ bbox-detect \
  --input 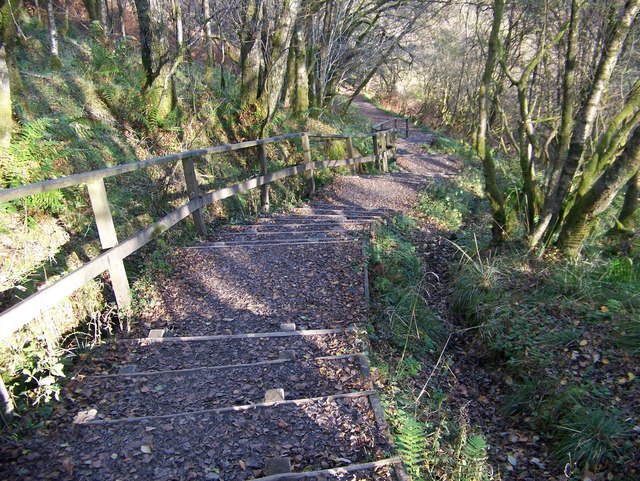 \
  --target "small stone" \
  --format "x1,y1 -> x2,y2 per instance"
264,389 -> 285,403
265,457 -> 291,476
73,409 -> 98,424
279,350 -> 296,361
280,323 -> 296,331
148,329 -> 166,339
